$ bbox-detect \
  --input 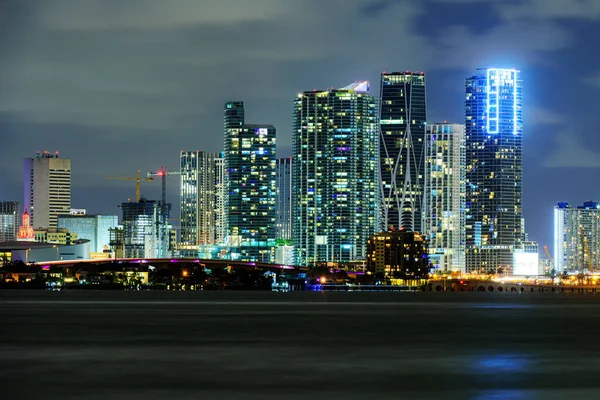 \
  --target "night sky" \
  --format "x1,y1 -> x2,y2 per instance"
1,0 -> 600,252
